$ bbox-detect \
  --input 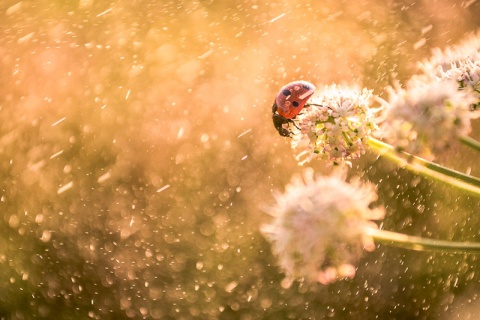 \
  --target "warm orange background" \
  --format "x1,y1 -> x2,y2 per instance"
1,1 -> 480,319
